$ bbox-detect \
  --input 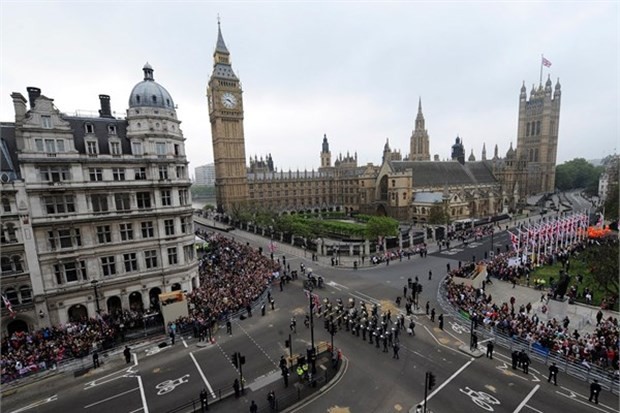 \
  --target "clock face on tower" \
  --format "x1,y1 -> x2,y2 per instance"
221,92 -> 237,109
